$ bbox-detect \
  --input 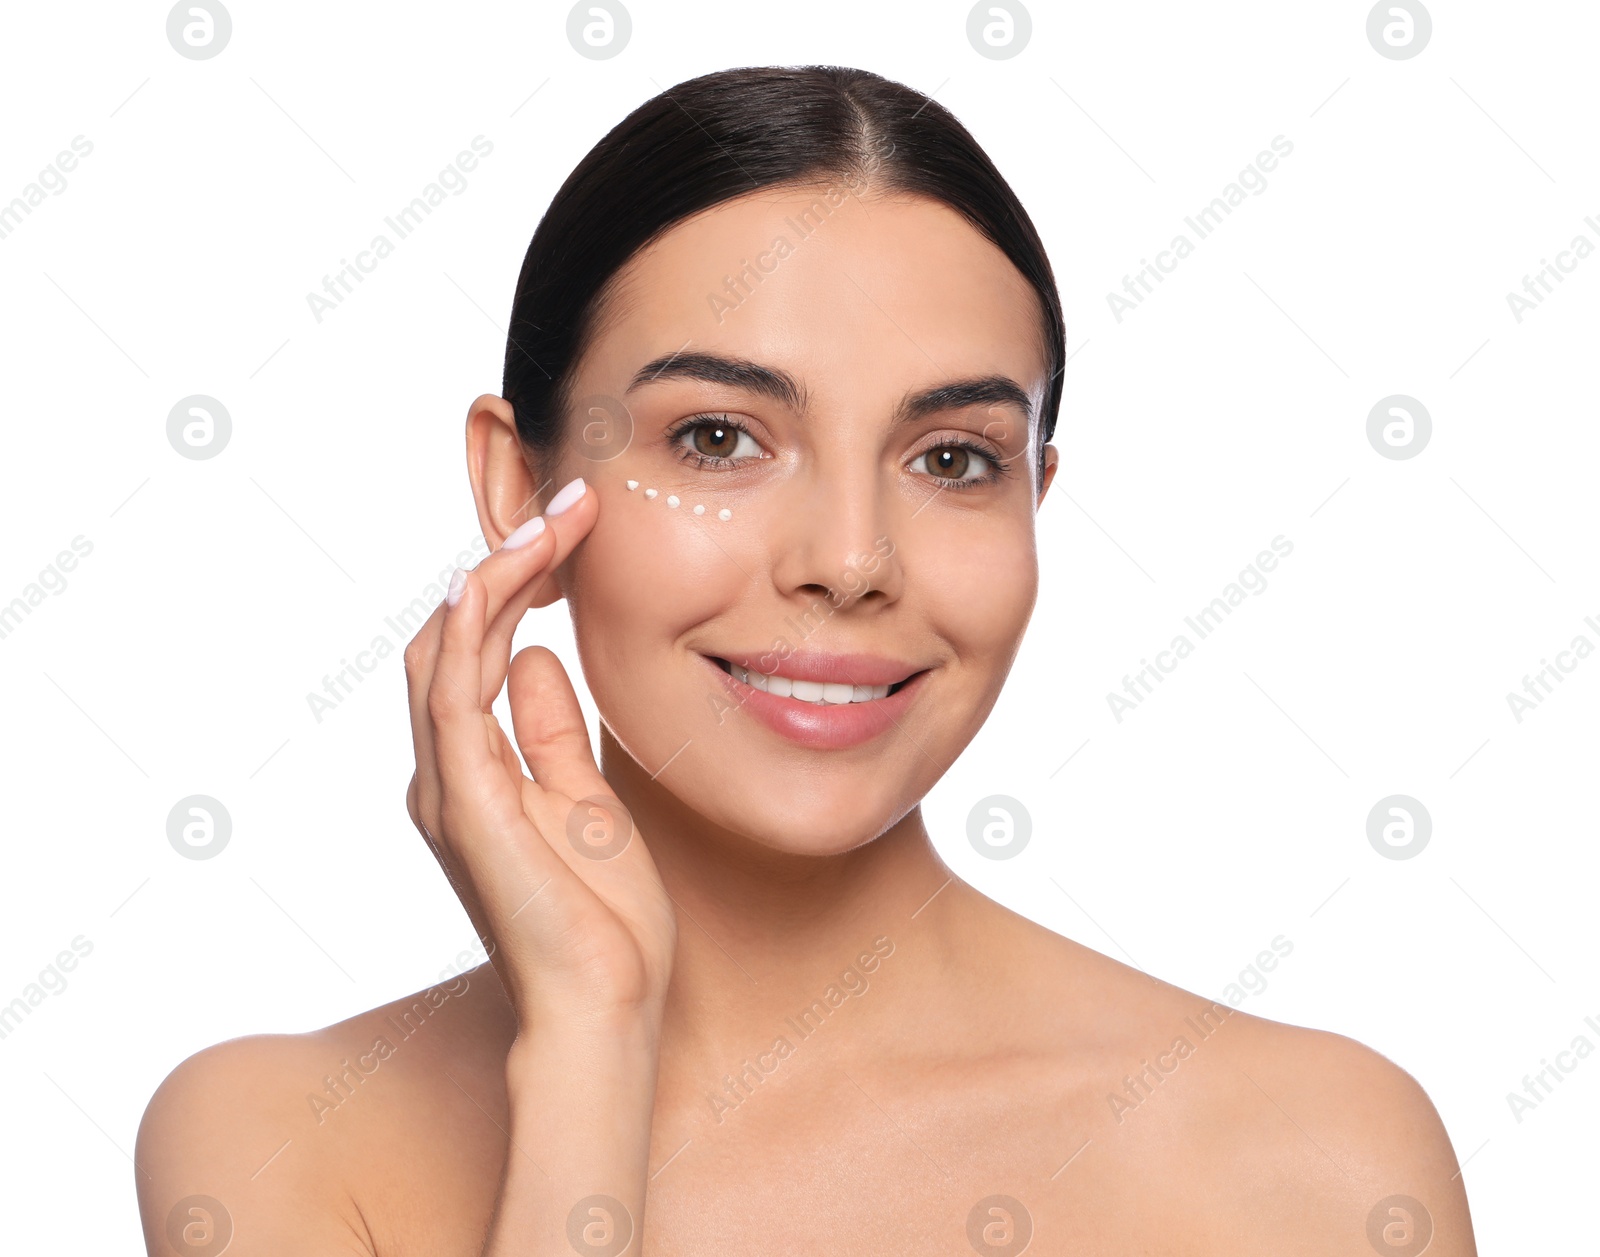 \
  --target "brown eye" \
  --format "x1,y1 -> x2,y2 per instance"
910,441 -> 1005,487
925,446 -> 971,480
673,416 -> 764,466
691,422 -> 741,458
